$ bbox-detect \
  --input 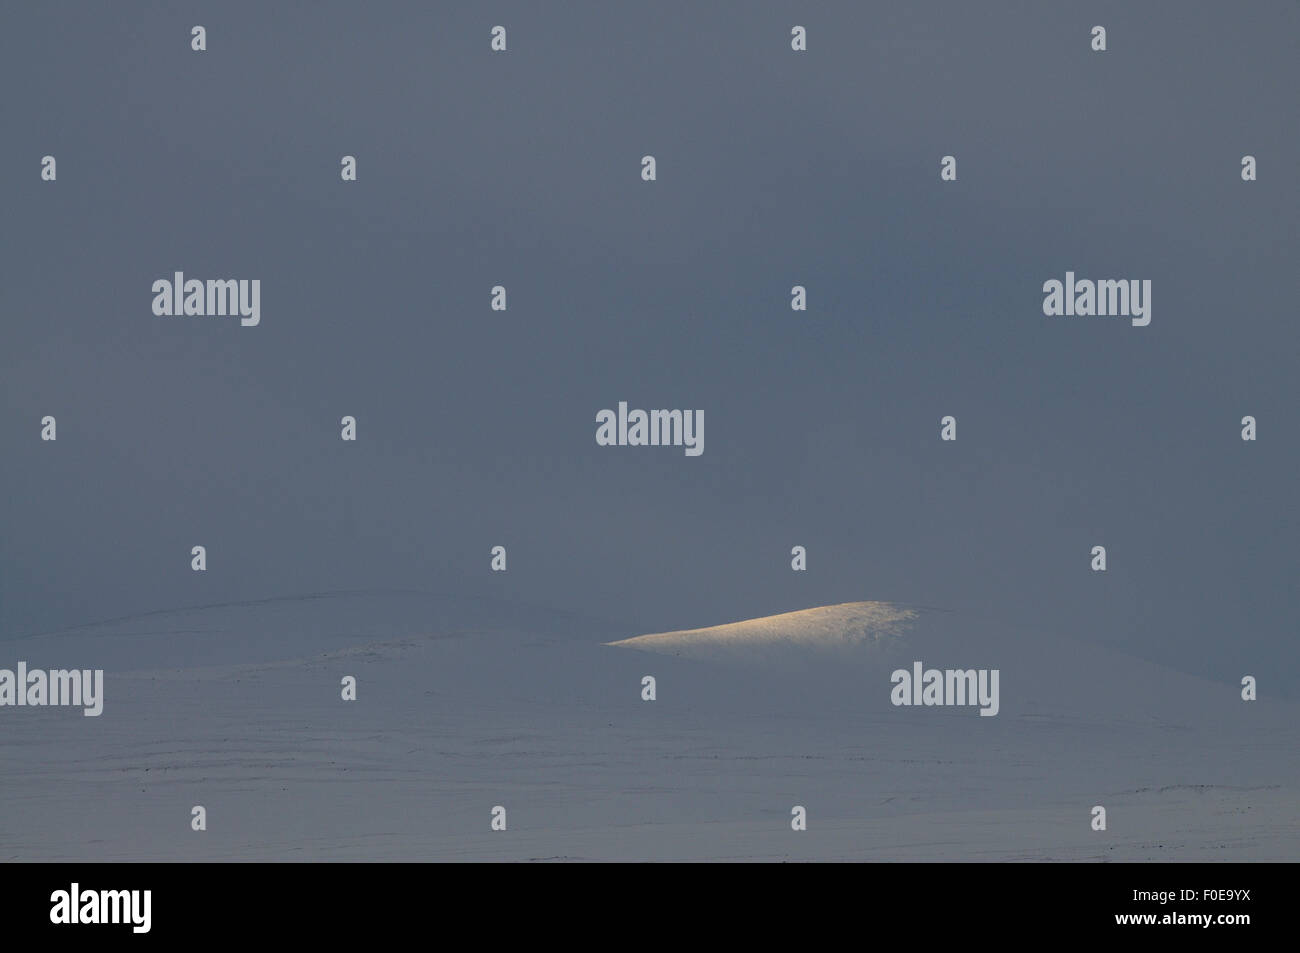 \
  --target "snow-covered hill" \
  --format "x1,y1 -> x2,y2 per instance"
608,601 -> 919,656
1,593 -> 1295,861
